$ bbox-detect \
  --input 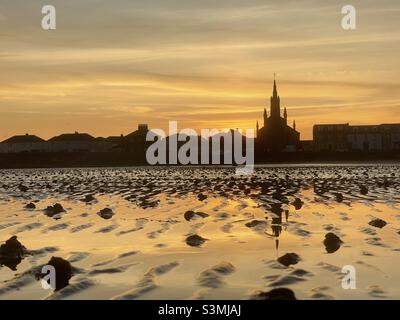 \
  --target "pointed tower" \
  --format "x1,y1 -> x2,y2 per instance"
283,107 -> 287,124
293,120 -> 296,131
270,78 -> 281,118
256,121 -> 259,137
263,108 -> 268,127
